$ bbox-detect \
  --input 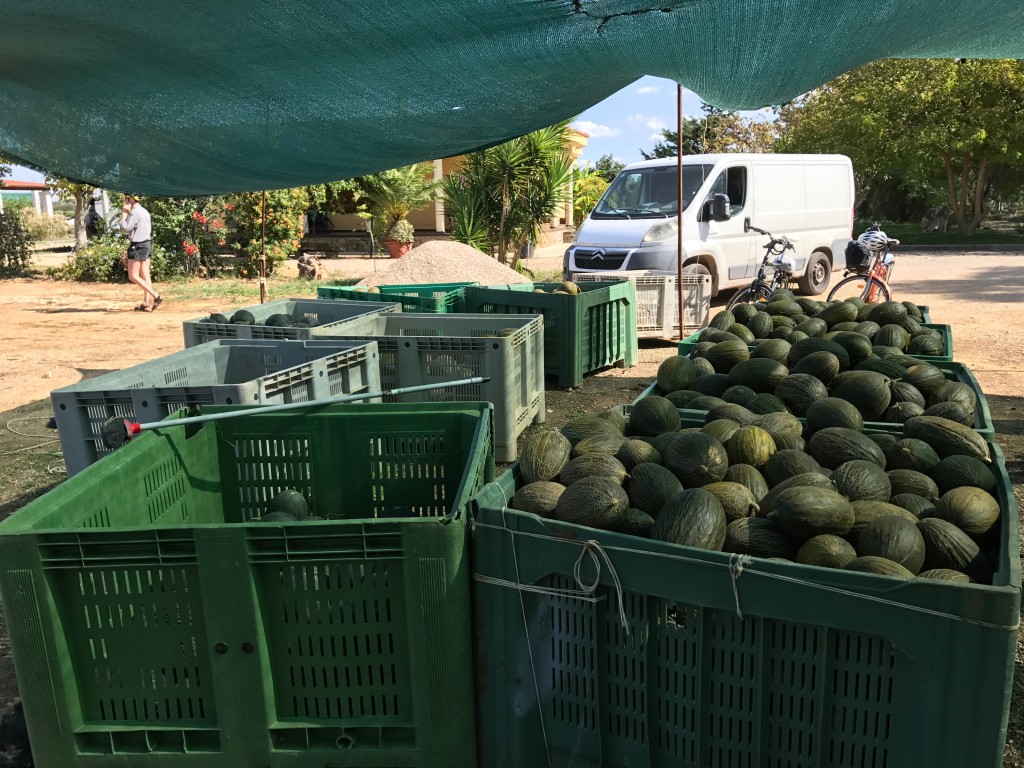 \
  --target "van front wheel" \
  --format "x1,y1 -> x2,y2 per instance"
799,252 -> 831,295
